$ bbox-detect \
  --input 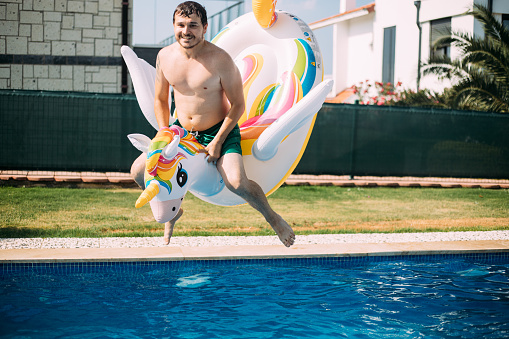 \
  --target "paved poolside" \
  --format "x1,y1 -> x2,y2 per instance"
2,231 -> 509,263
